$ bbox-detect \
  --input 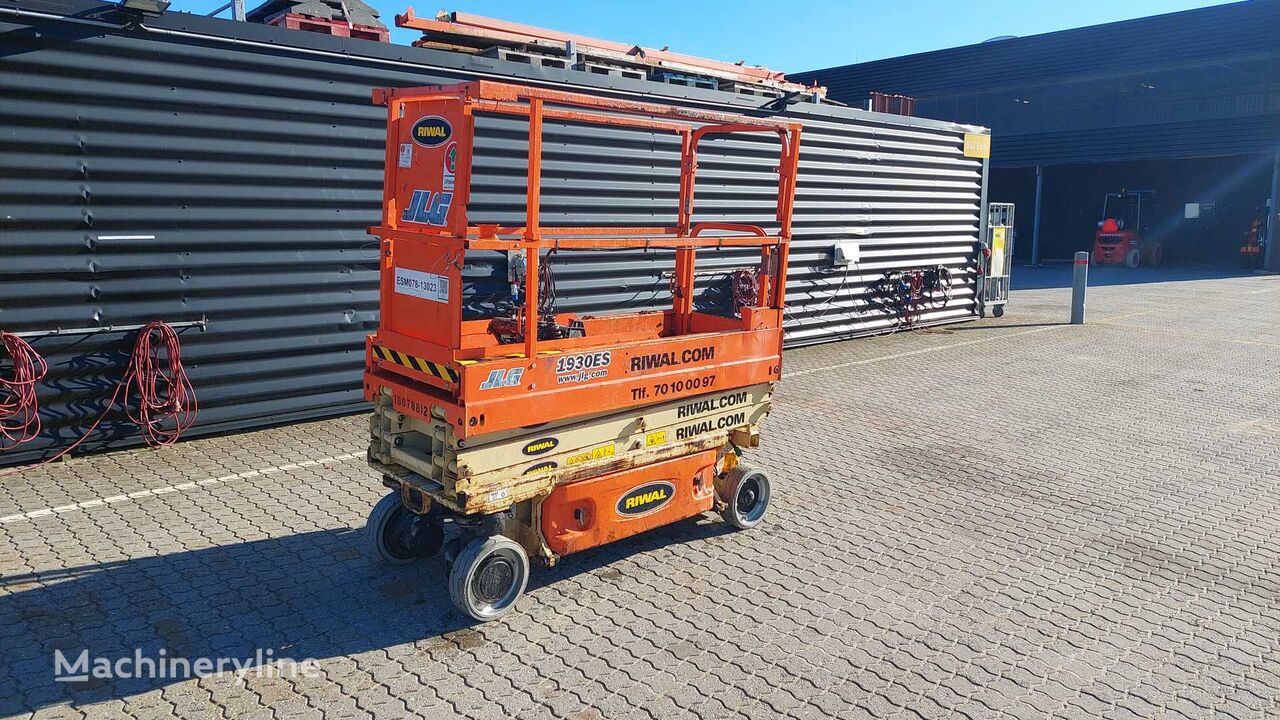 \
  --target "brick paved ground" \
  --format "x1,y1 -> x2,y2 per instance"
1,266 -> 1277,719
